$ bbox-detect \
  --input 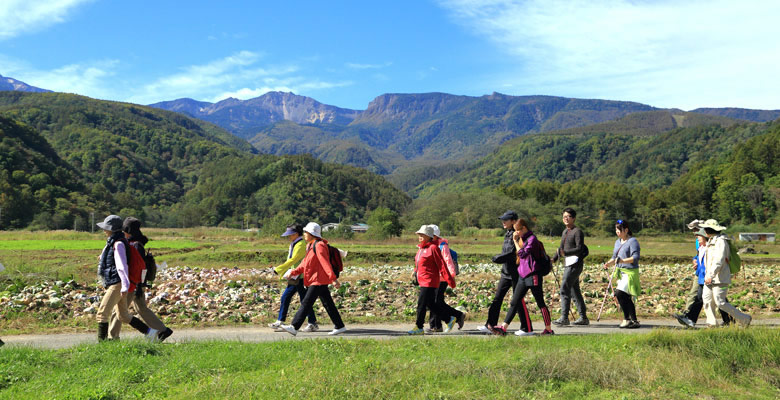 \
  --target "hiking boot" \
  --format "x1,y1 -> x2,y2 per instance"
491,326 -> 507,336
328,327 -> 347,336
514,329 -> 536,337
280,325 -> 297,336
456,311 -> 466,330
619,320 -> 630,328
268,320 -> 283,329
627,320 -> 640,329
477,324 -> 492,333
741,315 -> 752,327
552,317 -> 569,326
572,317 -> 590,326
301,323 -> 319,332
444,316 -> 457,333
407,327 -> 424,335
158,328 -> 174,342
674,314 -> 694,328
540,329 -> 555,335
